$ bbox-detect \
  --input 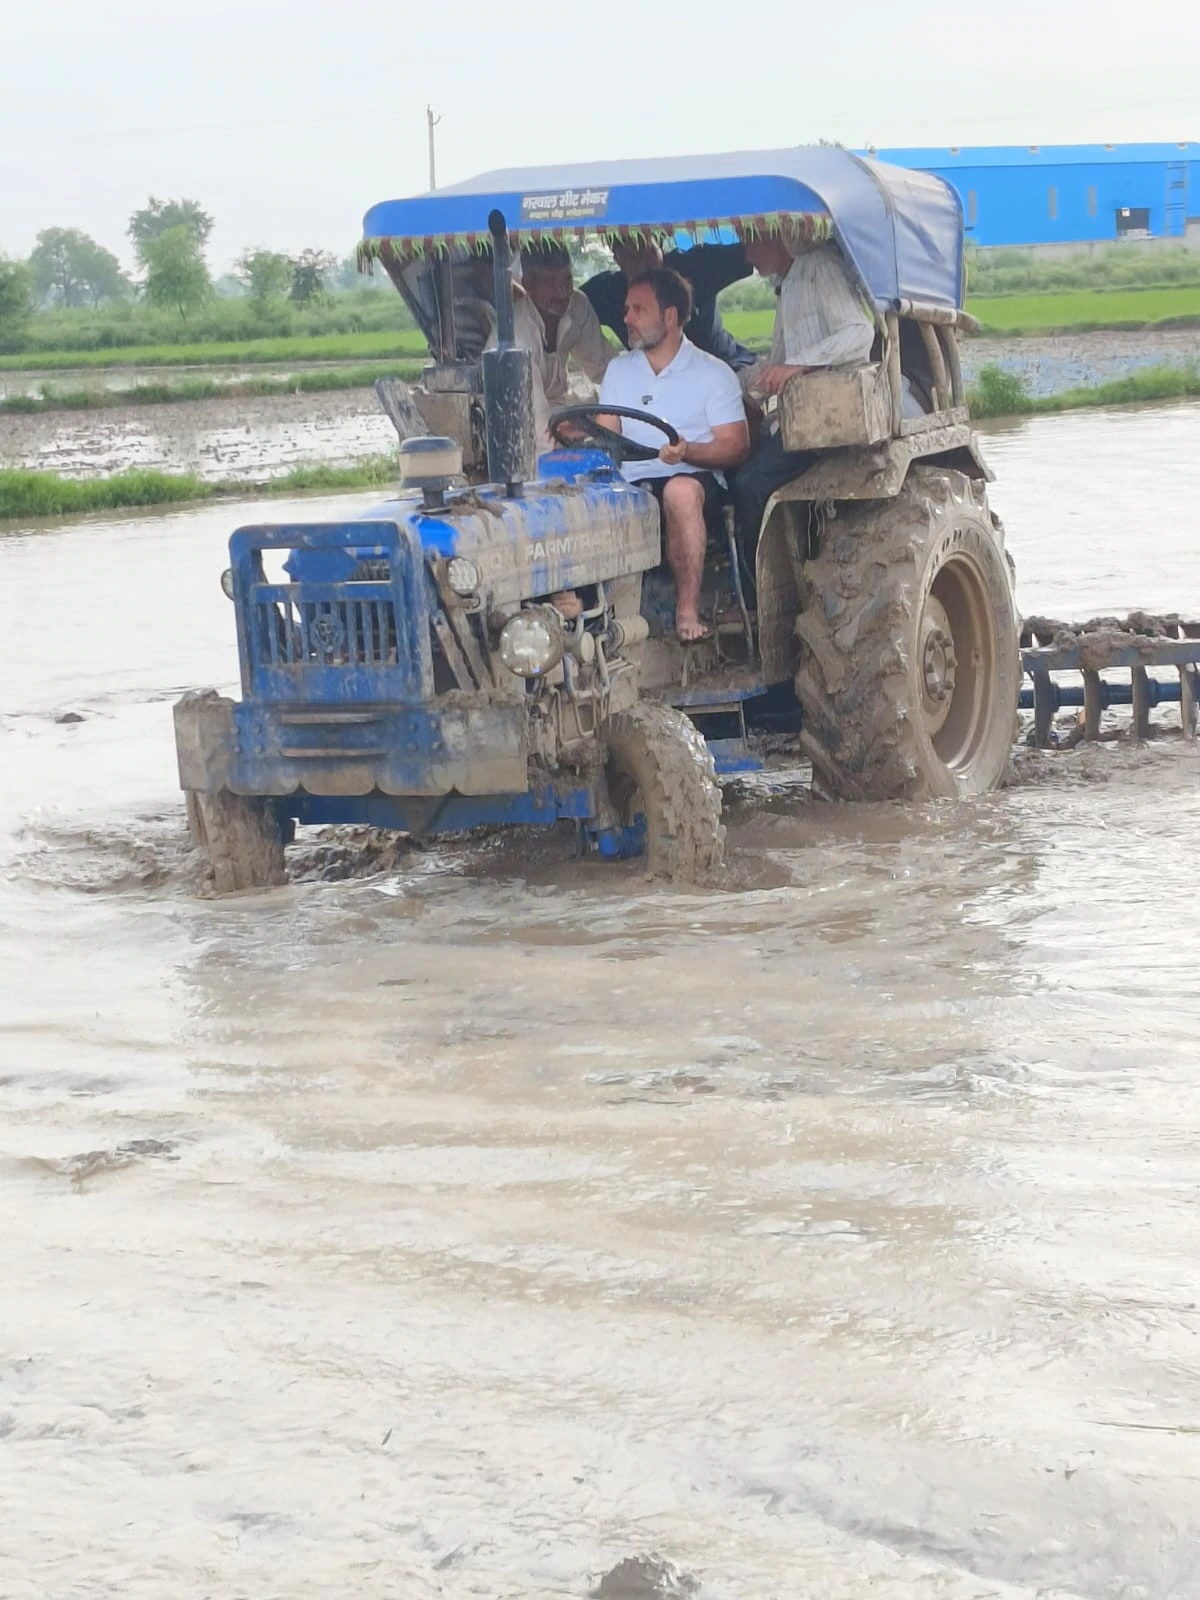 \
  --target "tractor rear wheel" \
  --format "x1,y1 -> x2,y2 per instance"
186,789 -> 287,894
794,467 -> 1020,801
601,702 -> 725,881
